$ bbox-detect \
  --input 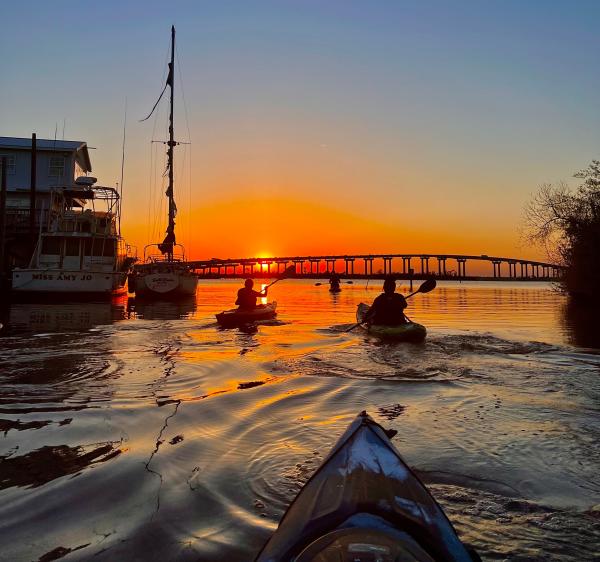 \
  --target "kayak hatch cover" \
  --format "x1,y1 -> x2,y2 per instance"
255,411 -> 478,562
